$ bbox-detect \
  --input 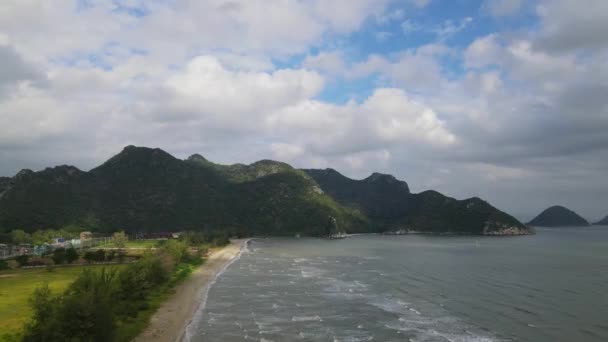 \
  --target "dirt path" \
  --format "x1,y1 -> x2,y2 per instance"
133,239 -> 247,342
